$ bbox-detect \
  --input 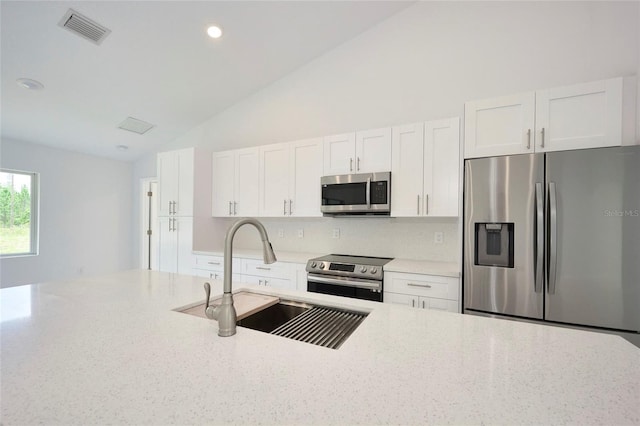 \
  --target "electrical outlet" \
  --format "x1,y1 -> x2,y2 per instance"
297,229 -> 304,238
332,228 -> 340,239
277,229 -> 284,238
434,232 -> 444,244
